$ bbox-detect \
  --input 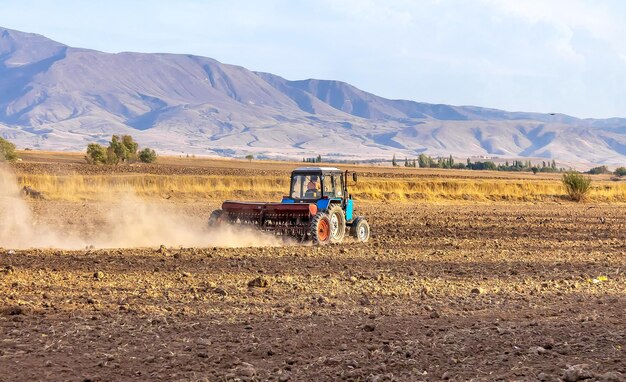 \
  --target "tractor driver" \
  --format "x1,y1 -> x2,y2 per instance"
307,175 -> 319,192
